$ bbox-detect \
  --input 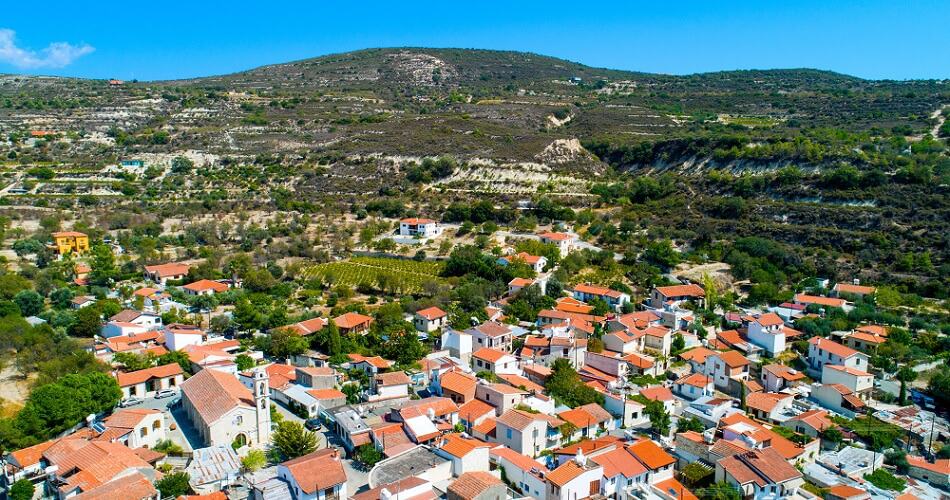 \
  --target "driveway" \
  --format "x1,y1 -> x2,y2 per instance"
343,457 -> 371,495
